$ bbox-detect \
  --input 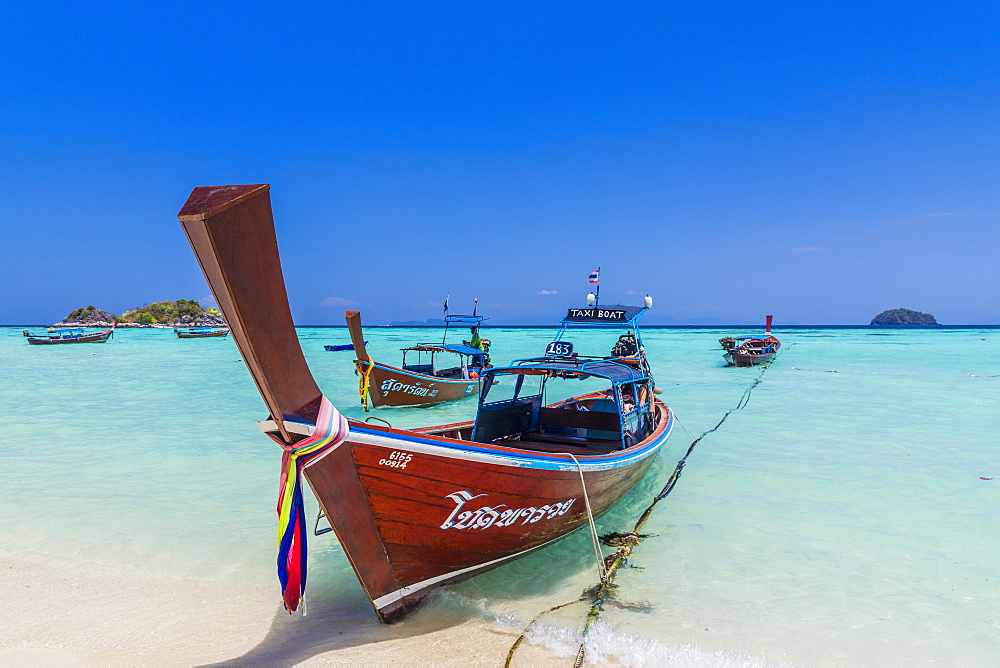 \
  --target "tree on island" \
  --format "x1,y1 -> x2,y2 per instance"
118,300 -> 226,326
870,308 -> 938,326
56,300 -> 226,327
57,305 -> 116,326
